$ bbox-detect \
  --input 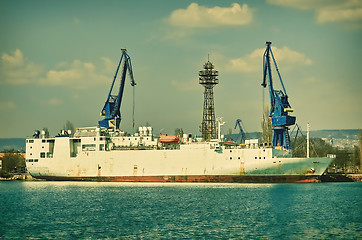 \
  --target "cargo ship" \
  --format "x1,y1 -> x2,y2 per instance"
25,127 -> 334,183
25,44 -> 335,183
